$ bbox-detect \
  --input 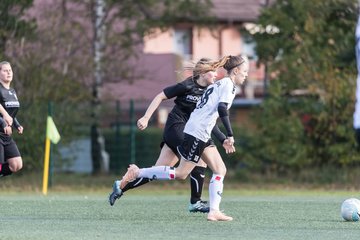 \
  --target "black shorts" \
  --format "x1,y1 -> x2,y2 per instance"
177,133 -> 212,164
0,139 -> 21,164
161,122 -> 215,156
161,121 -> 185,155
